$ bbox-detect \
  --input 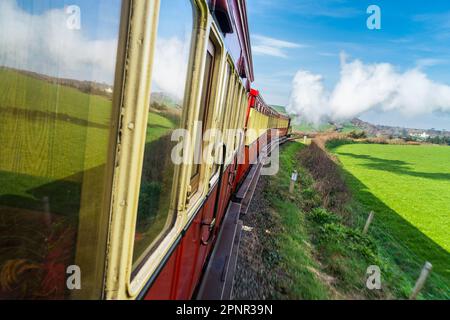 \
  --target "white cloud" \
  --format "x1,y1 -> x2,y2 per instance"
287,53 -> 450,124
0,0 -> 118,84
416,58 -> 447,69
152,36 -> 191,101
252,34 -> 305,58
